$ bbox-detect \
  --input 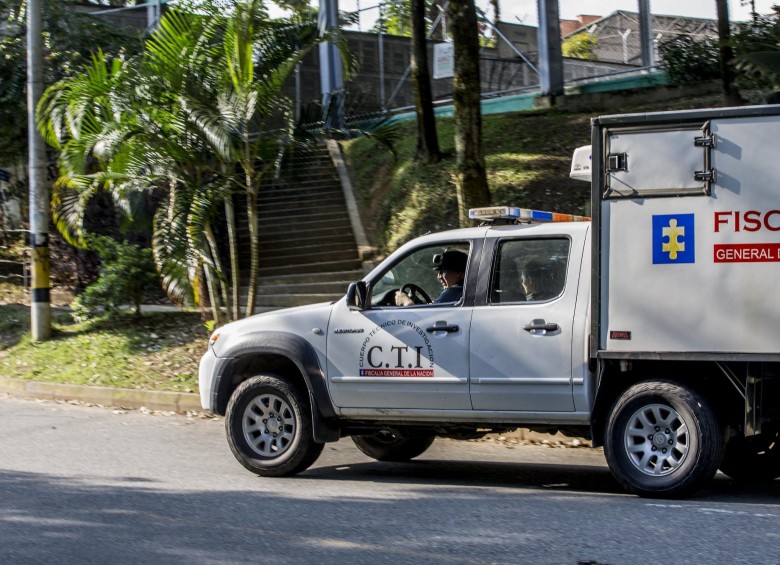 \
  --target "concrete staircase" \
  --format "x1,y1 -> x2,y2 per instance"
238,142 -> 365,310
